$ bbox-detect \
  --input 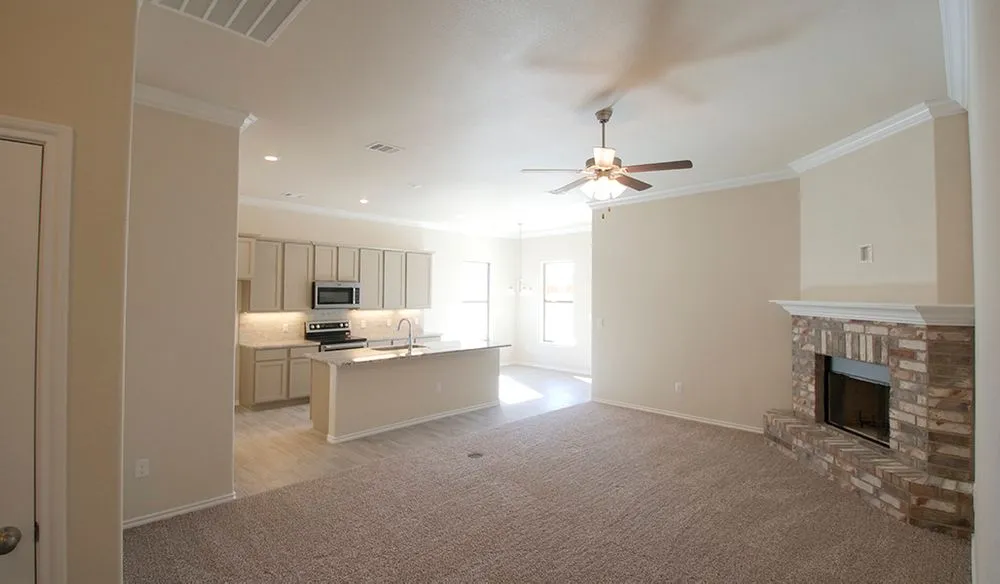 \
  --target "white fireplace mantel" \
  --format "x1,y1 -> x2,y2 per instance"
770,300 -> 975,326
